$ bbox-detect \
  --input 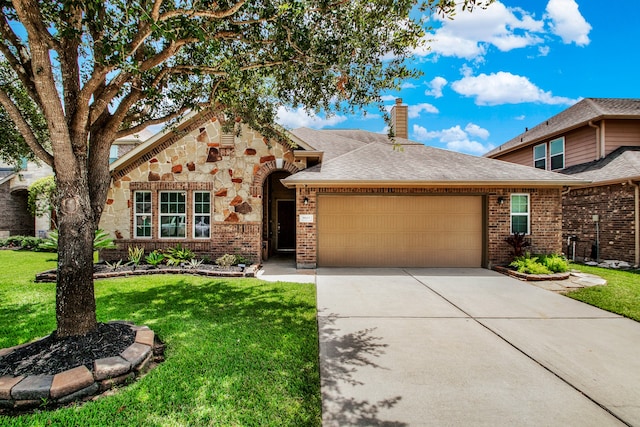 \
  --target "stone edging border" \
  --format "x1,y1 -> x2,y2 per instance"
493,265 -> 570,281
35,264 -> 261,282
0,322 -> 163,412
